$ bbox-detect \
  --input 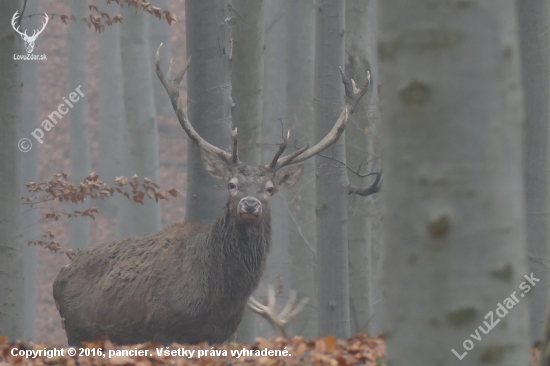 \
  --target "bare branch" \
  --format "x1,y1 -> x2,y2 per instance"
280,195 -> 316,254
248,284 -> 309,339
20,0 -> 28,25
349,171 -> 382,197
155,43 -> 237,166
318,151 -> 375,178
316,150 -> 382,197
